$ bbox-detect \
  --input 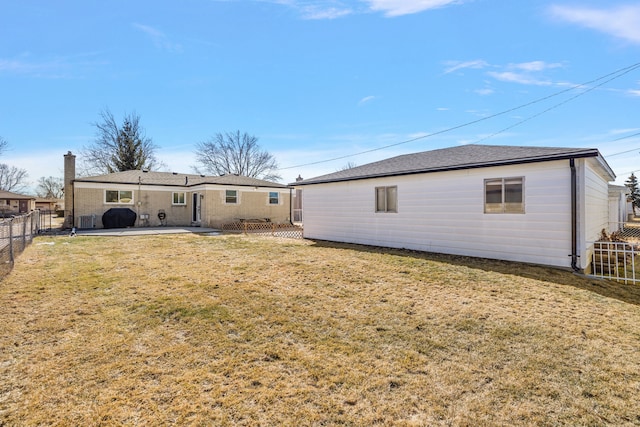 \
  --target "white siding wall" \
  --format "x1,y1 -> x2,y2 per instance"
579,158 -> 614,270
303,160 -> 574,268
